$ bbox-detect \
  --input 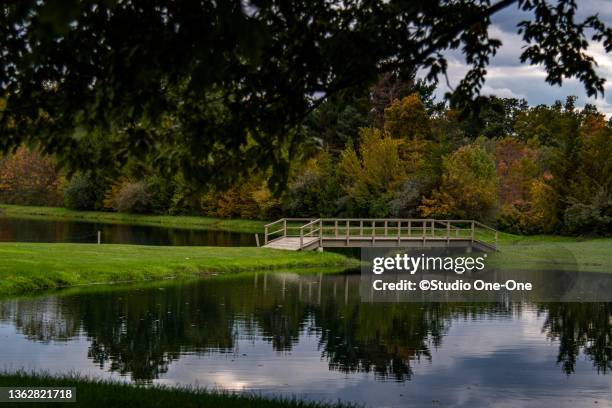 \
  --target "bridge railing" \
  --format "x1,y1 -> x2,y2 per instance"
265,218 -> 498,249
264,218 -> 319,244
299,219 -> 322,249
